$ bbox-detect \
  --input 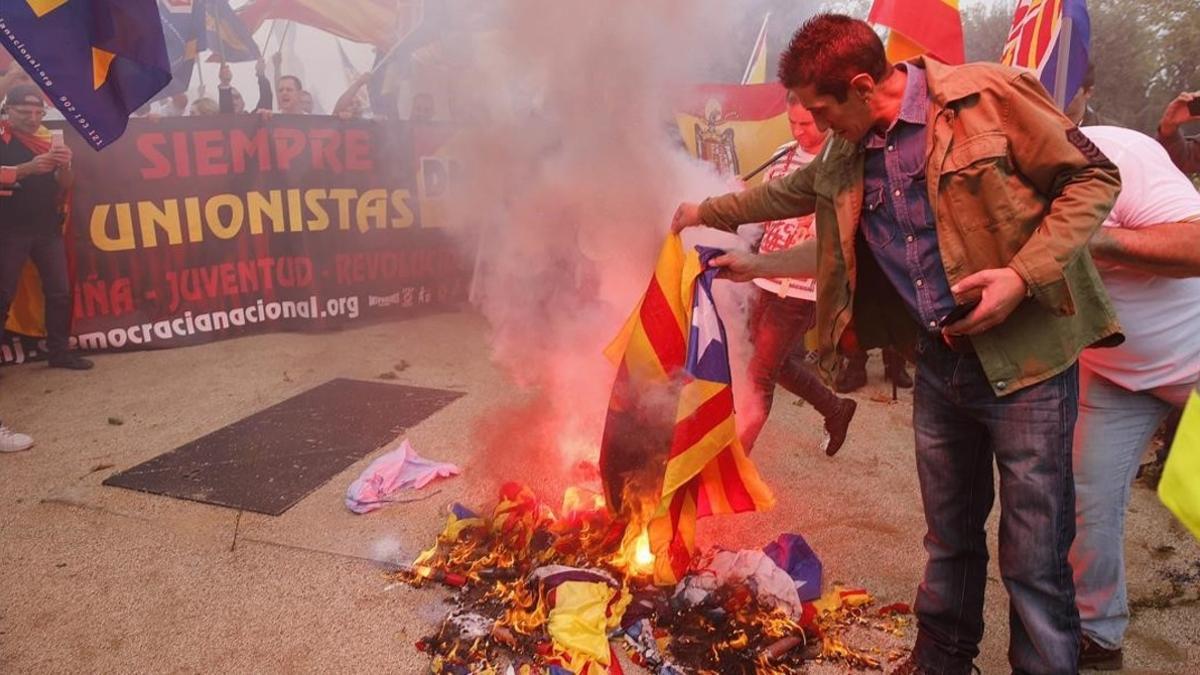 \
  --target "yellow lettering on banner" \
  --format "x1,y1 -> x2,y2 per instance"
137,199 -> 182,247
286,188 -> 304,233
304,189 -> 330,231
358,189 -> 388,232
90,204 -> 135,252
184,197 -> 204,243
330,189 -> 357,231
391,190 -> 415,228
26,0 -> 69,18
247,190 -> 284,235
205,194 -> 244,239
